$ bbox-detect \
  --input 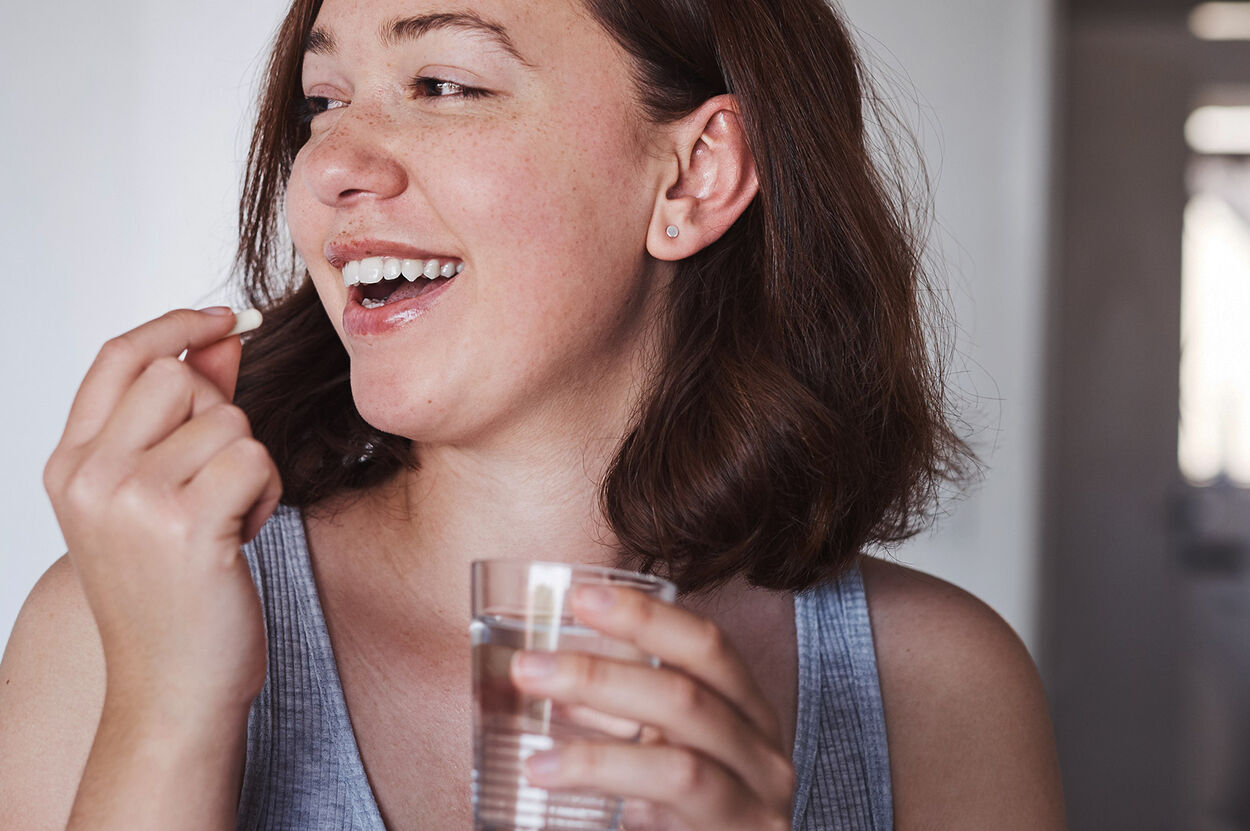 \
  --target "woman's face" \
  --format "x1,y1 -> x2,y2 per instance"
286,0 -> 671,447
